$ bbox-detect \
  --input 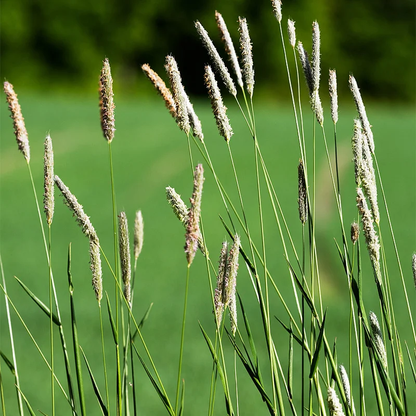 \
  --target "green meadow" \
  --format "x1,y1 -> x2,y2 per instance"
0,93 -> 415,414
